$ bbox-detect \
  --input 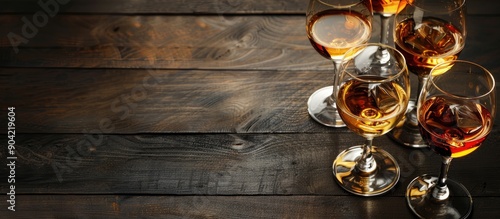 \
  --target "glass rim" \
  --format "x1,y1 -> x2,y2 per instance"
318,0 -> 366,8
341,43 -> 408,83
429,60 -> 496,100
408,0 -> 466,13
